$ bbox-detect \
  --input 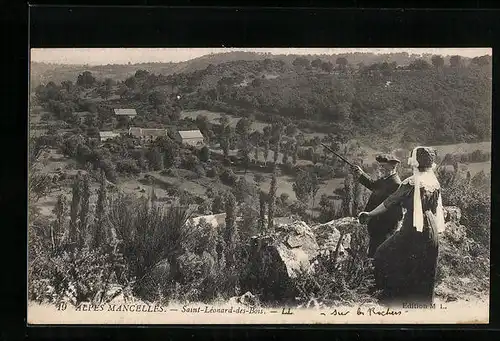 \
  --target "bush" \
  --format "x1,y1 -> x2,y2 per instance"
220,167 -> 237,186
98,158 -> 118,183
206,166 -> 218,178
442,173 -> 490,248
116,159 -> 141,175
29,247 -> 127,305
